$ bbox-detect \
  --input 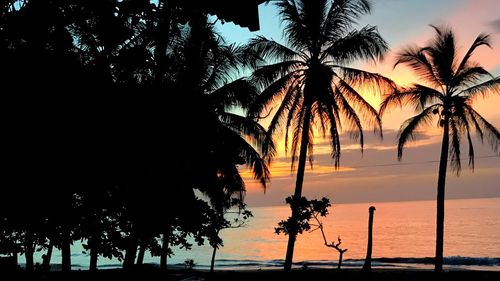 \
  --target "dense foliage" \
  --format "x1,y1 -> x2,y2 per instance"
0,0 -> 269,271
